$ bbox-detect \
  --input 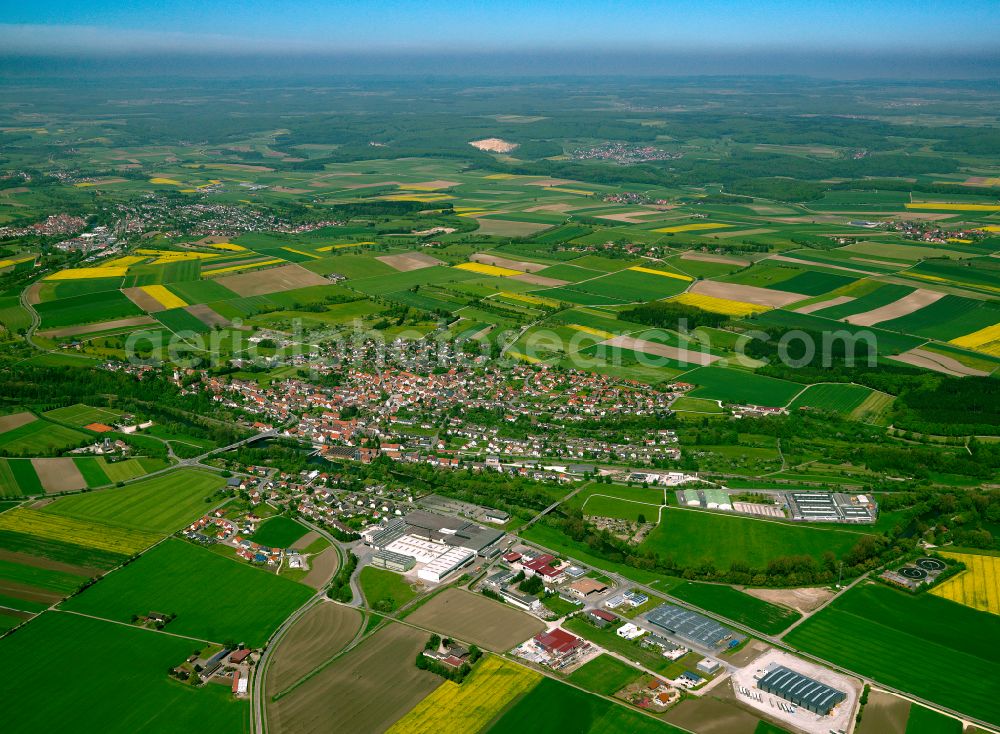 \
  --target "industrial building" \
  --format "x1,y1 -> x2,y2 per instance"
362,509 -> 502,583
757,665 -> 847,715
787,492 -> 877,523
371,550 -> 416,572
646,604 -> 743,650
